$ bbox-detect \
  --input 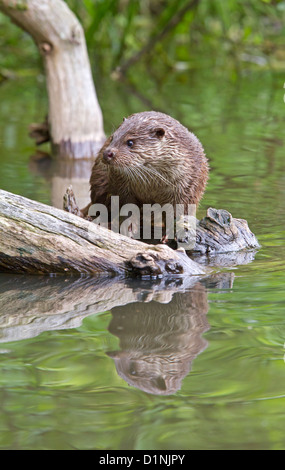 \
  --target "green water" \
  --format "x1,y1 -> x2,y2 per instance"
0,66 -> 285,450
